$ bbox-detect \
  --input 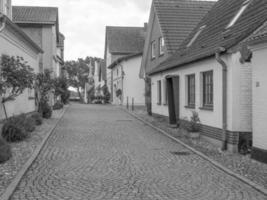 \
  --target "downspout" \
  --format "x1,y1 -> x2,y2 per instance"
215,47 -> 228,151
